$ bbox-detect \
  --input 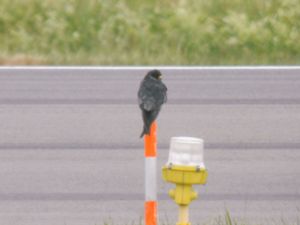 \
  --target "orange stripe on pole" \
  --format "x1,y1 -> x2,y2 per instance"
145,201 -> 157,225
145,122 -> 157,157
